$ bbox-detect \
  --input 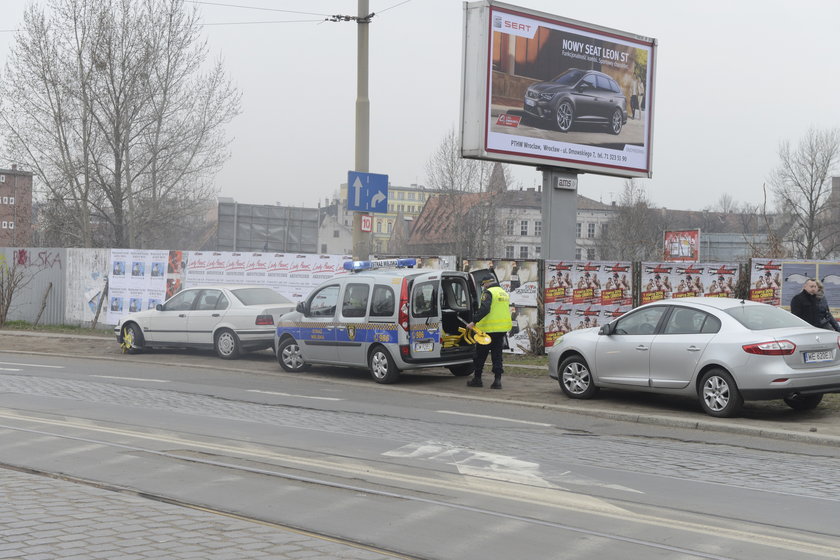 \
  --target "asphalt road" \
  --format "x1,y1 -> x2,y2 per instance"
1,330 -> 839,445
